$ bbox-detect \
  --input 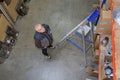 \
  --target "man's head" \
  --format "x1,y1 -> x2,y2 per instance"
34,24 -> 45,33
